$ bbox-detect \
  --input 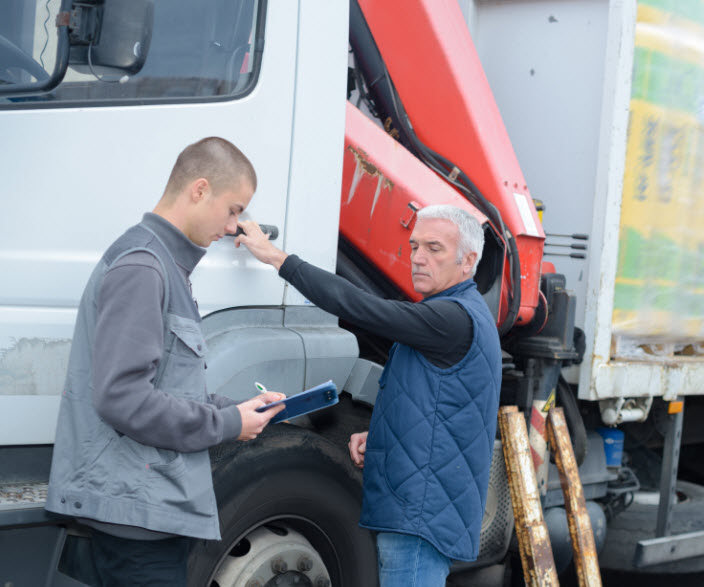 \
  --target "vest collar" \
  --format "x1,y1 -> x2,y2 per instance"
141,213 -> 206,276
423,278 -> 476,302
